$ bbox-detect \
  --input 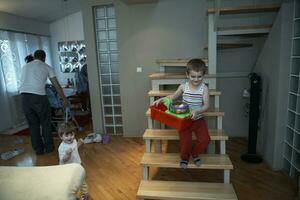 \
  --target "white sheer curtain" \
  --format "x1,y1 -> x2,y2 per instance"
0,30 -> 52,133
